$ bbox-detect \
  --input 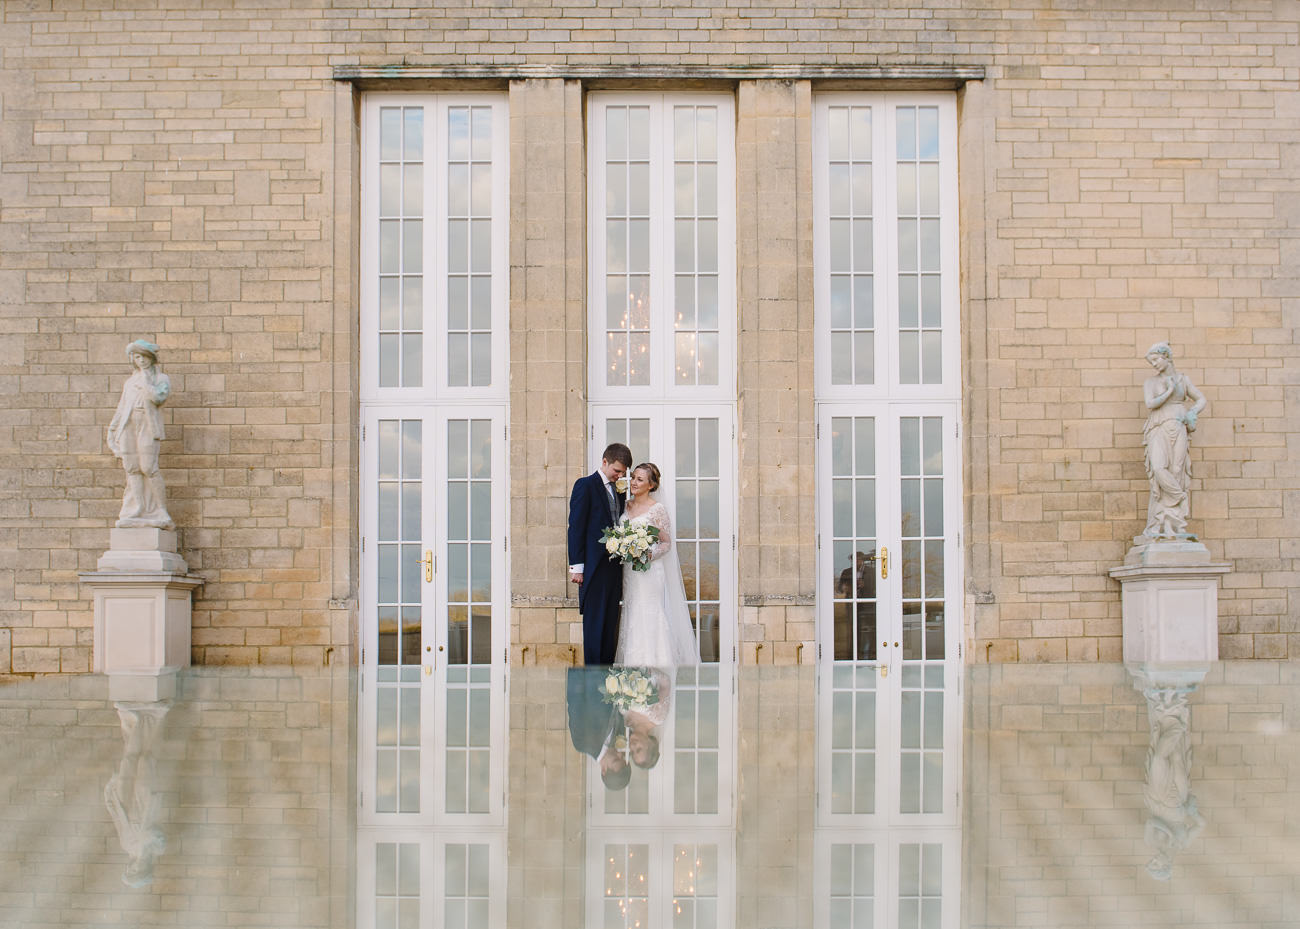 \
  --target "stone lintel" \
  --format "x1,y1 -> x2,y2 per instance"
333,63 -> 986,88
